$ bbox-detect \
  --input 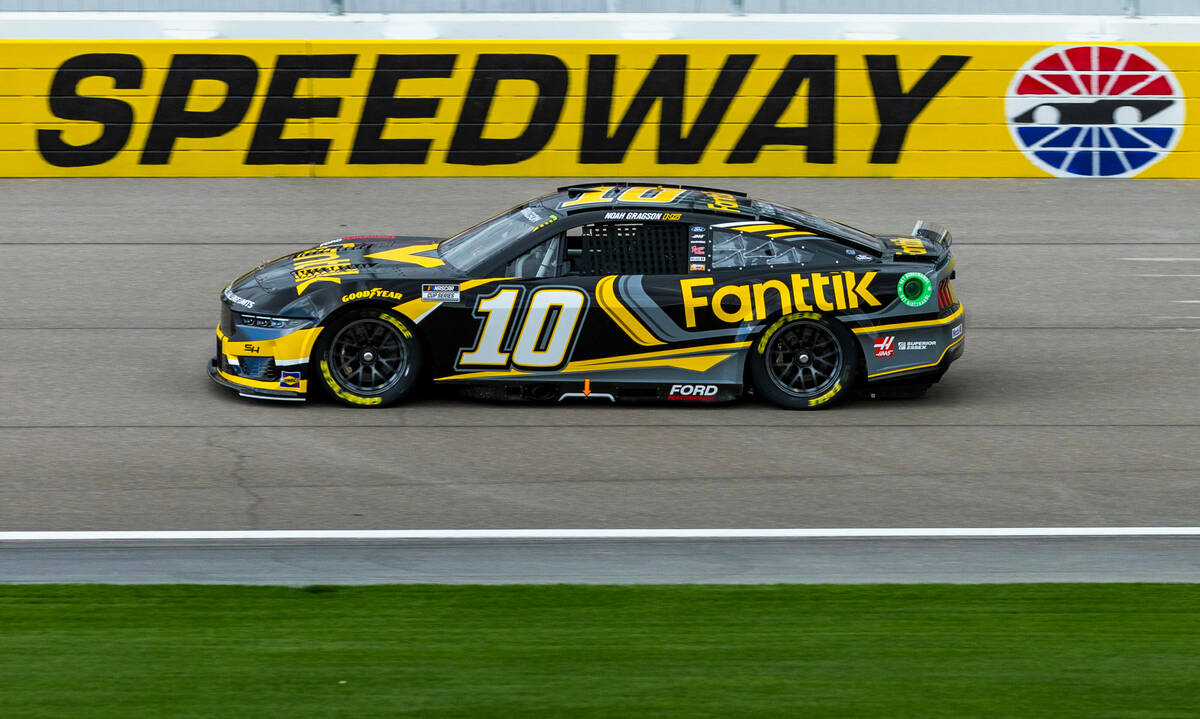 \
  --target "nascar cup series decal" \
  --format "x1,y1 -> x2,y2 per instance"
1007,45 -> 1184,178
